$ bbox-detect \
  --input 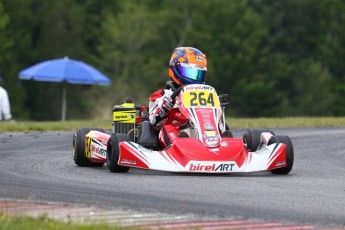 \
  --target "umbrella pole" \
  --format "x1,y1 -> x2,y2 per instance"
61,83 -> 67,121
